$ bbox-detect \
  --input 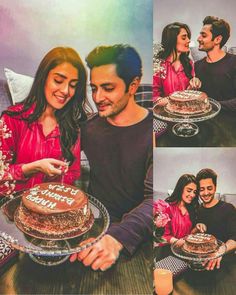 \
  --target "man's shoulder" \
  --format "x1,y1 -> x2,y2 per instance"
225,53 -> 236,63
81,113 -> 100,127
219,200 -> 235,211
